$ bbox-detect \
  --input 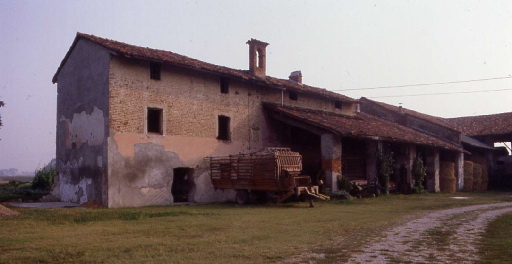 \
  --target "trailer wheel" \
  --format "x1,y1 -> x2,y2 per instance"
236,190 -> 250,205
